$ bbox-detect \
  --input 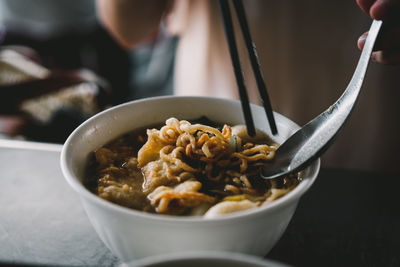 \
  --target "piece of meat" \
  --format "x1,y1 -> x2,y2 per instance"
95,147 -> 116,168
147,181 -> 216,215
137,129 -> 165,167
